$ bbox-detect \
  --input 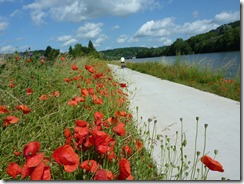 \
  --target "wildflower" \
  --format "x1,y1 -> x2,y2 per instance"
6,162 -> 22,179
52,145 -> 79,172
81,88 -> 89,97
119,83 -> 127,88
0,105 -> 9,114
39,94 -> 48,101
23,141 -> 40,158
9,82 -> 15,88
93,95 -> 103,105
64,78 -> 71,83
51,91 -> 60,97
26,58 -> 31,63
122,145 -> 132,155
14,151 -> 21,156
26,88 -> 33,95
94,169 -> 108,180
26,153 -> 44,168
71,64 -> 78,70
75,120 -> 87,127
61,57 -> 66,61
40,59 -> 45,63
85,65 -> 94,74
201,155 -> 224,172
112,122 -> 126,136
118,158 -> 133,180
16,104 -> 31,114
80,160 -> 99,173
135,139 -> 143,150
15,56 -> 20,61
3,116 -> 19,126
